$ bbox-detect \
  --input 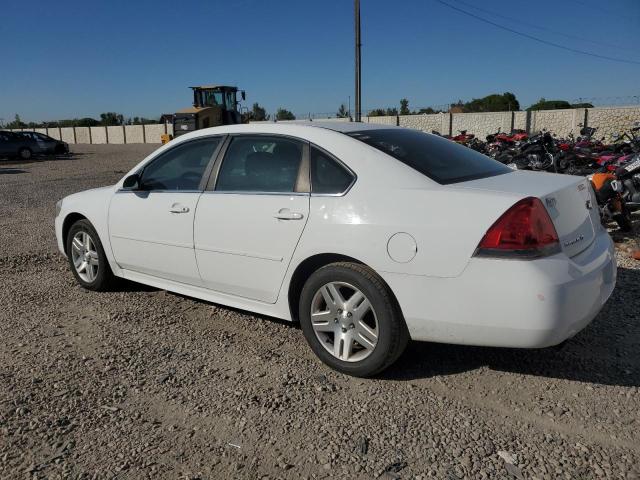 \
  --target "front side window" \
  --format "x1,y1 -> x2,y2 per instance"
348,128 -> 511,185
140,137 -> 221,191
216,136 -> 302,193
310,146 -> 354,194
